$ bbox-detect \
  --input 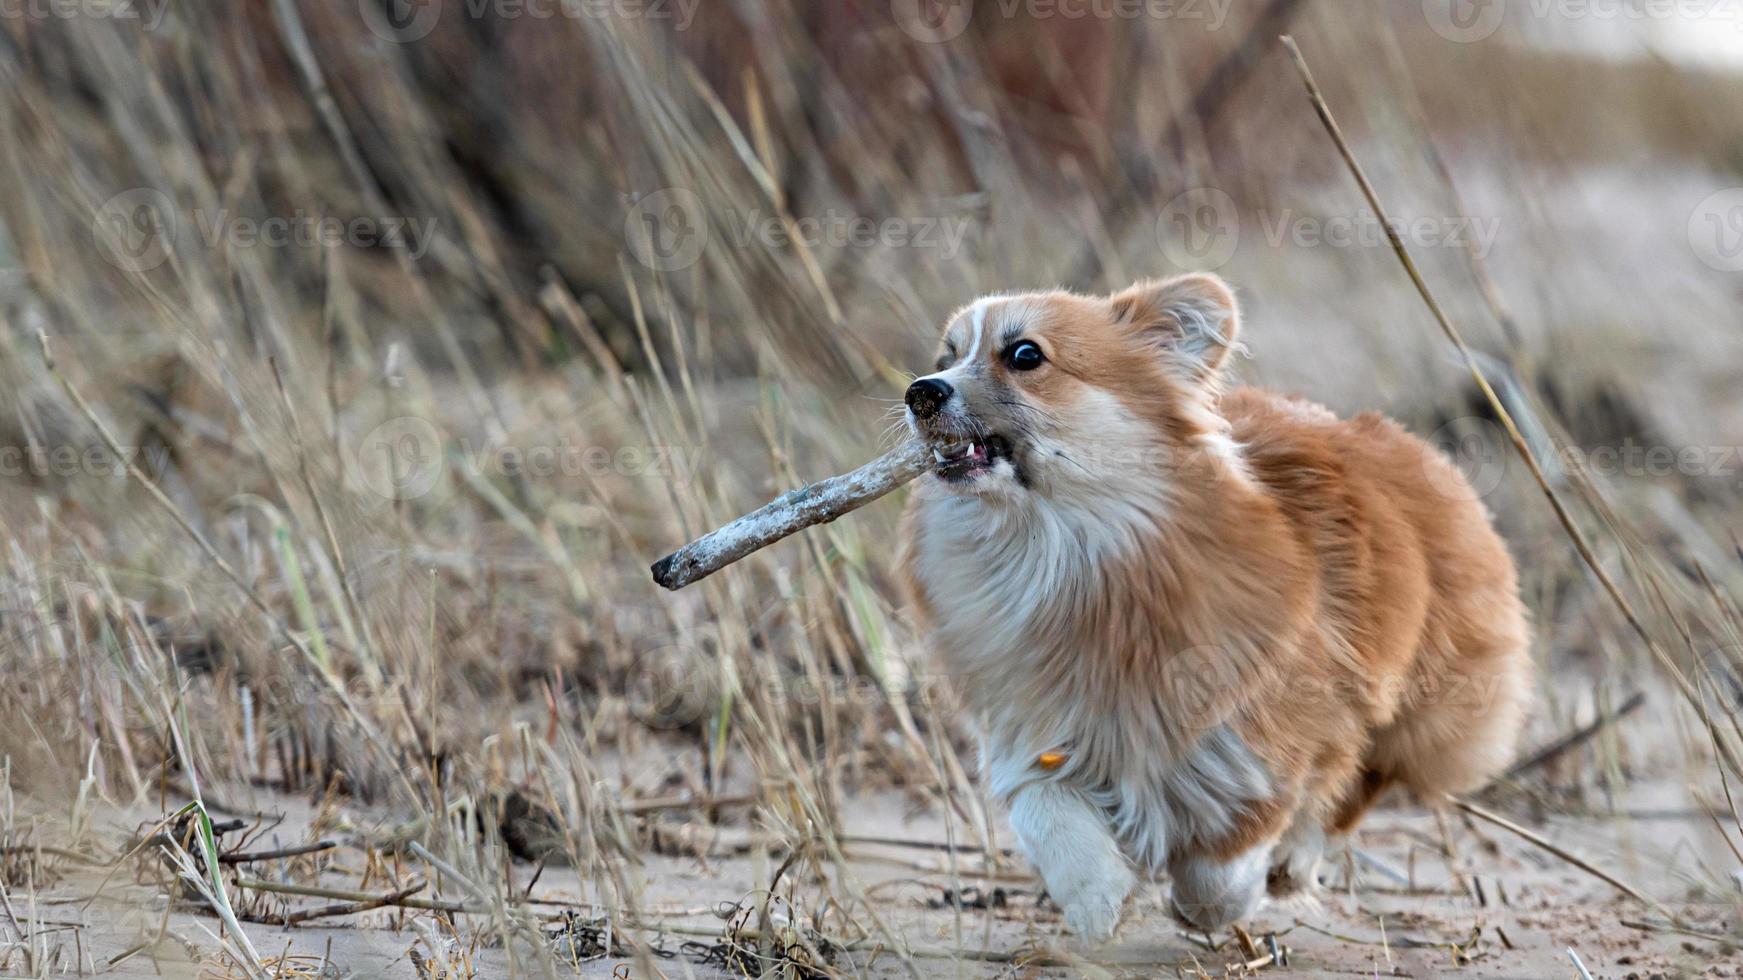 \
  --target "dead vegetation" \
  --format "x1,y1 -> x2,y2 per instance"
0,1 -> 1741,976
